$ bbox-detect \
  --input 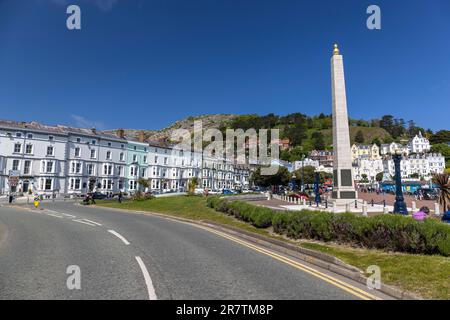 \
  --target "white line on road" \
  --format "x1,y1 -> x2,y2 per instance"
107,229 -> 130,245
60,213 -> 77,218
81,219 -> 102,226
46,213 -> 64,218
74,219 -> 97,226
135,256 -> 157,300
